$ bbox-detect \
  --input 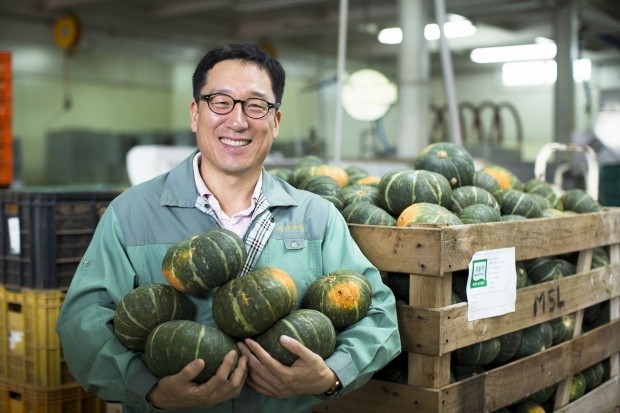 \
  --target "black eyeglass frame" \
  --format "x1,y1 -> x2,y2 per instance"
198,93 -> 281,119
